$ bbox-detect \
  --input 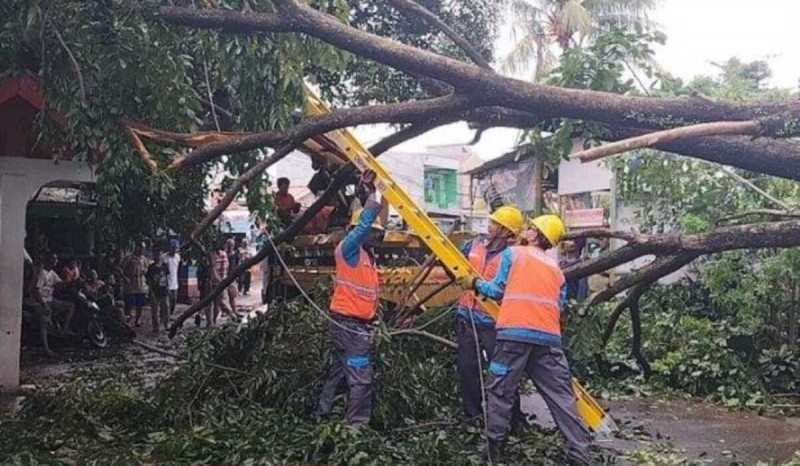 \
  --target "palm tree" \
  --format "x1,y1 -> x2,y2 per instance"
503,0 -> 658,80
